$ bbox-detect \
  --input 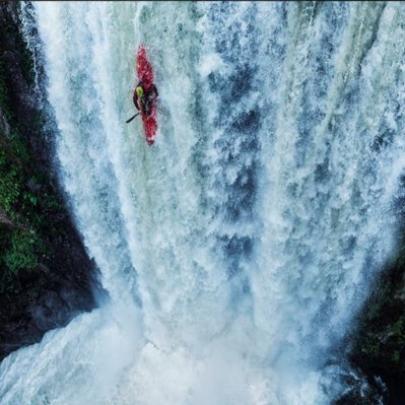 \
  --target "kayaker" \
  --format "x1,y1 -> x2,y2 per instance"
133,82 -> 158,116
